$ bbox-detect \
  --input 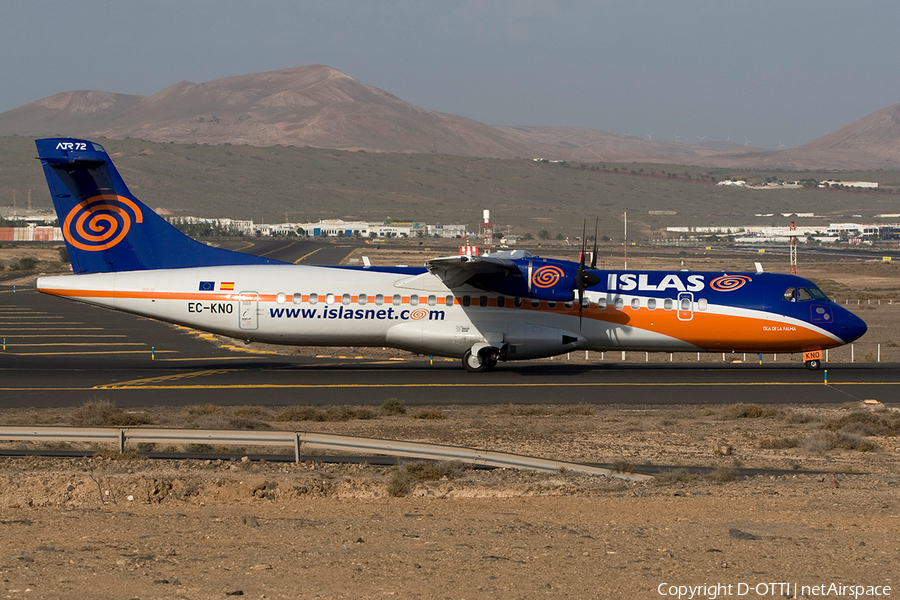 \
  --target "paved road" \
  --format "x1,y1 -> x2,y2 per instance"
2,288 -> 898,408
221,238 -> 361,265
